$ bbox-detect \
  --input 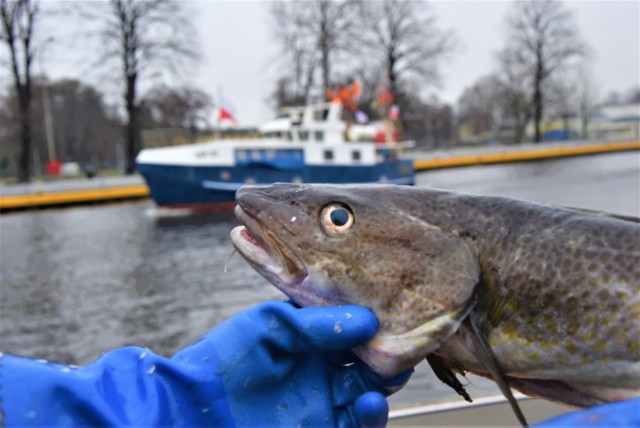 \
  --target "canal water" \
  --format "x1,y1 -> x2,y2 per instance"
1,151 -> 638,407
